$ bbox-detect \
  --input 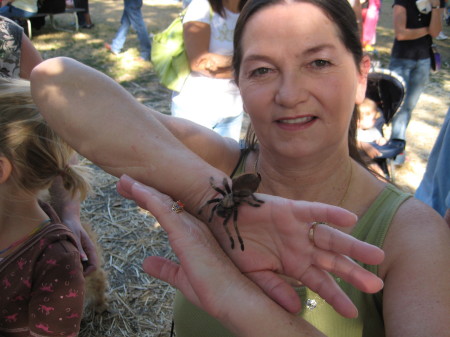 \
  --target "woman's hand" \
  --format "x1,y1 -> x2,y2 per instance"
120,180 -> 329,336
197,54 -> 233,76
49,163 -> 99,276
118,175 -> 384,319
63,216 -> 99,276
